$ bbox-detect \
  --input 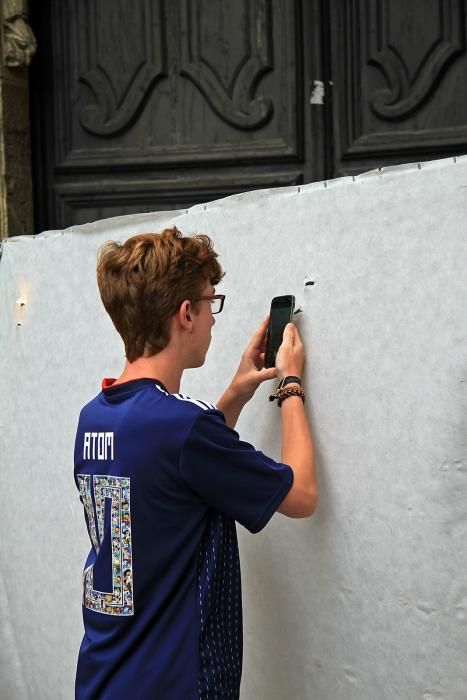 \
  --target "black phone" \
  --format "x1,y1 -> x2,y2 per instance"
264,295 -> 295,368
